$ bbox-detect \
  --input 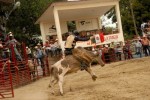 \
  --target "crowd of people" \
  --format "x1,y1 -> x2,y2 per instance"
0,31 -> 61,66
93,35 -> 150,63
1,27 -> 150,66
